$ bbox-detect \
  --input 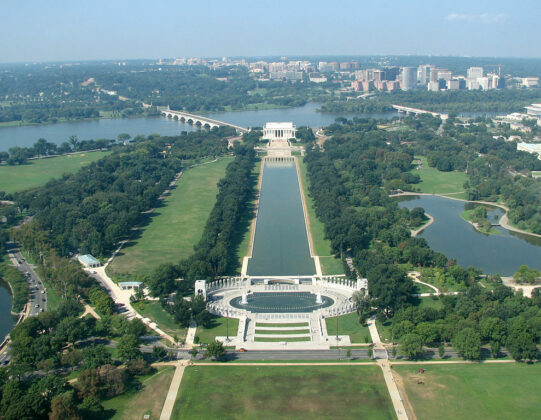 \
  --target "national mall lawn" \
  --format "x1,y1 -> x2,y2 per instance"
107,156 -> 233,278
0,150 -> 110,193
394,363 -> 541,420
173,365 -> 395,419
